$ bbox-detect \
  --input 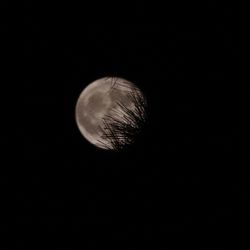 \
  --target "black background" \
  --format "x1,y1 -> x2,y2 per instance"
20,2 -> 249,249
